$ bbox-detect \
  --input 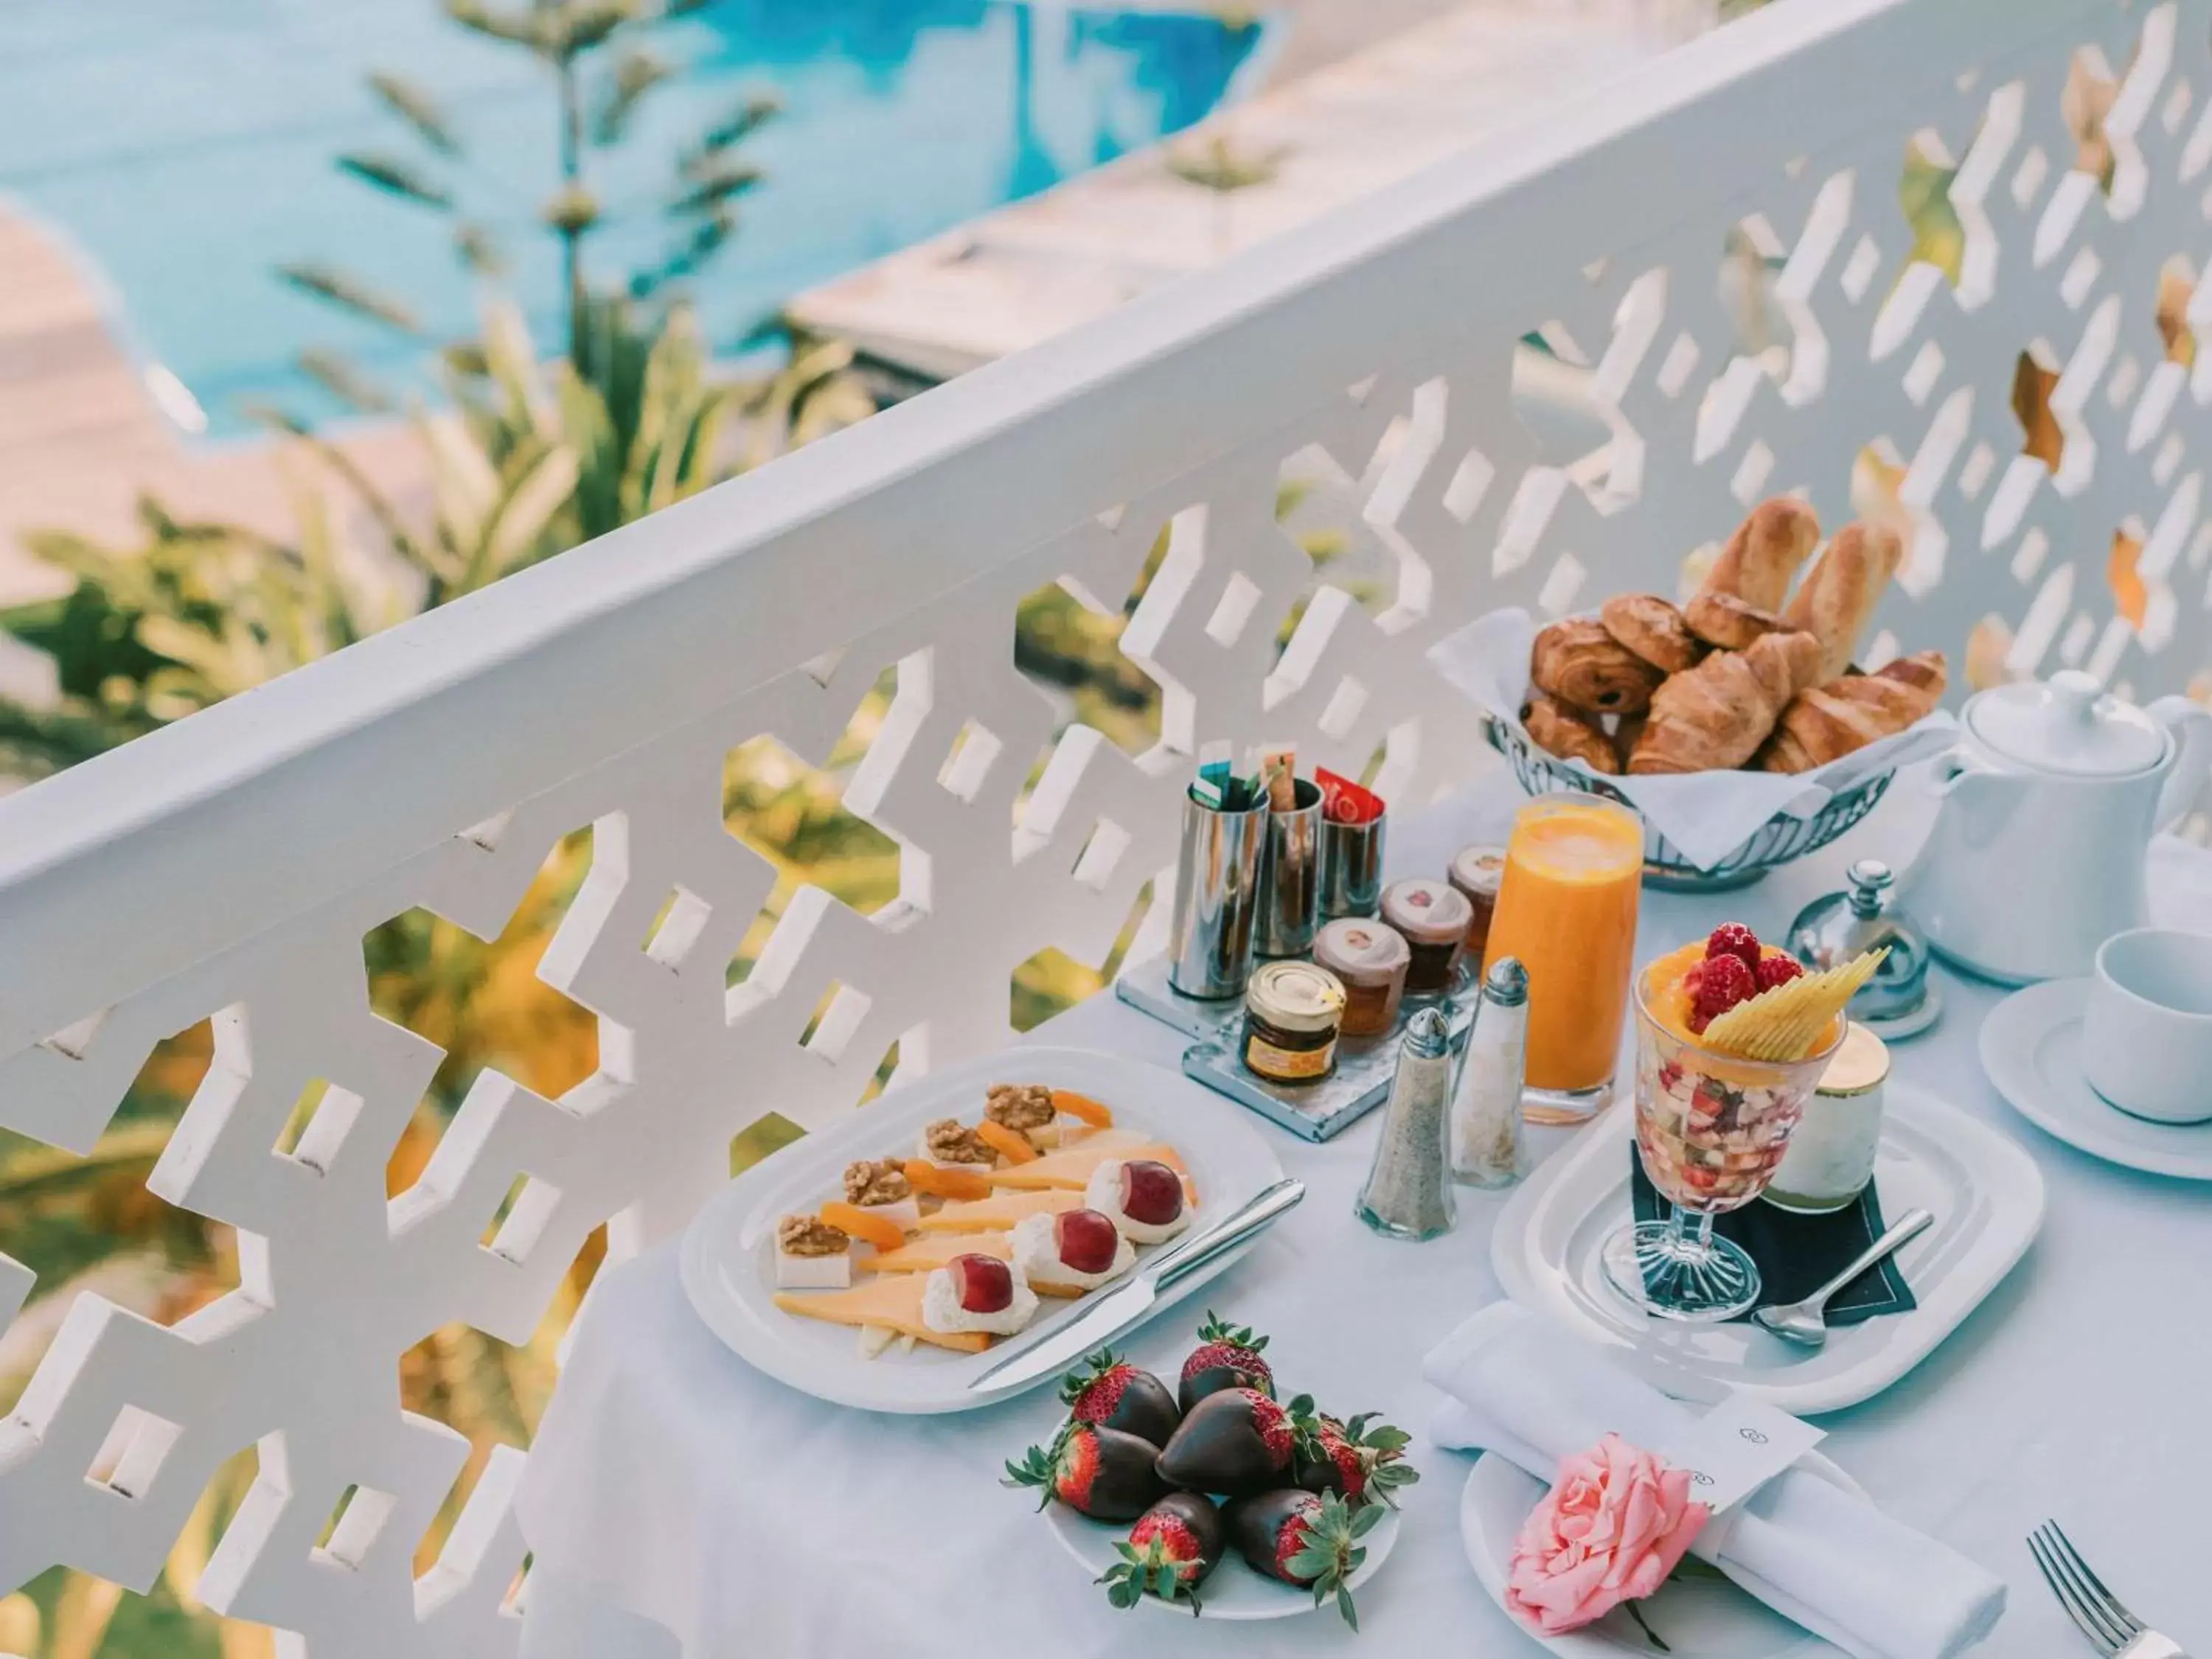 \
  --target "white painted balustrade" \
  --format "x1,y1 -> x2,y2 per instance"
3,0 -> 2209,1649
